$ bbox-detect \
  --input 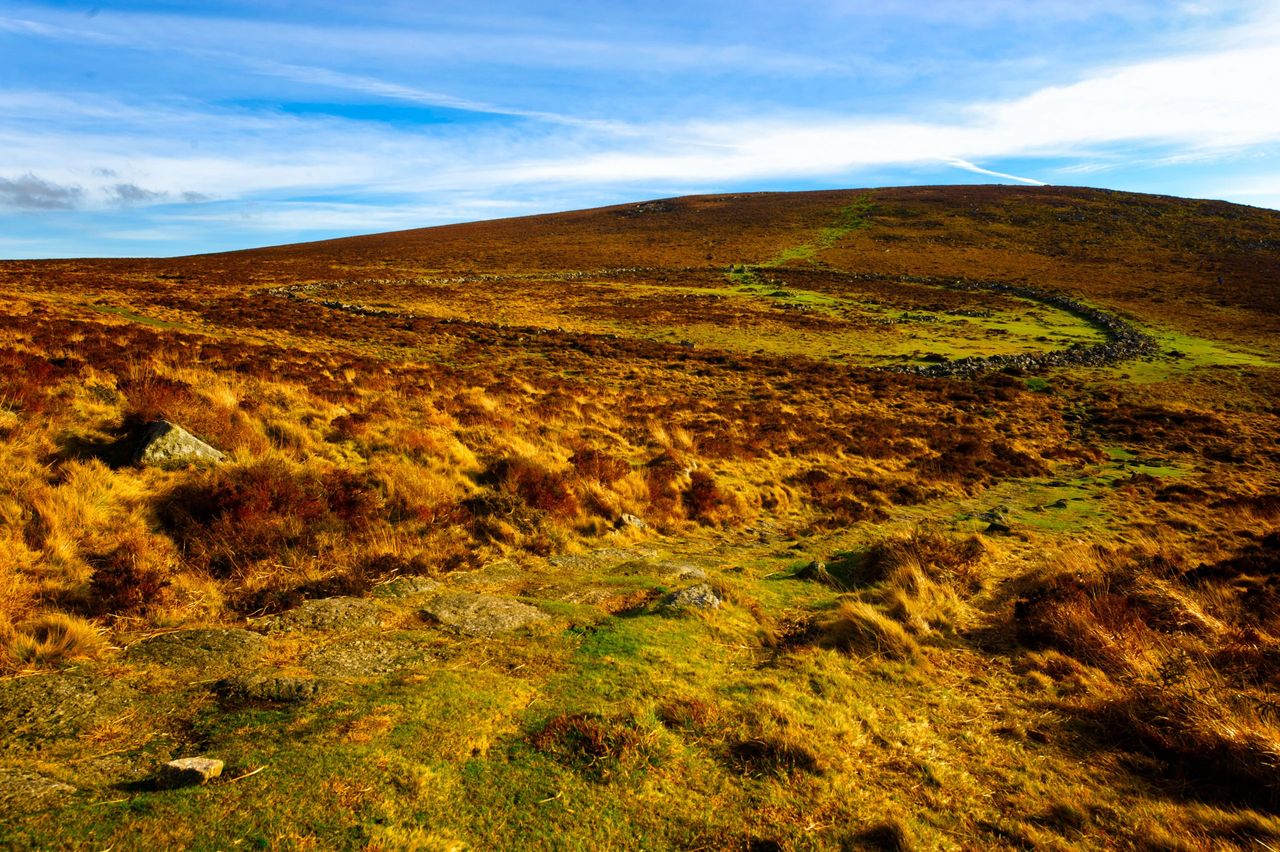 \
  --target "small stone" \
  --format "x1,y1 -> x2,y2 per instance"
422,593 -> 549,637
160,757 -> 223,788
617,513 -> 647,530
794,560 -> 843,588
663,584 -> 722,611
134,420 -> 224,469
985,521 -> 1013,534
